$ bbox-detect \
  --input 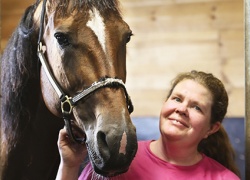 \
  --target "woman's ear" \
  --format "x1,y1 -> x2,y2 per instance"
204,122 -> 221,138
